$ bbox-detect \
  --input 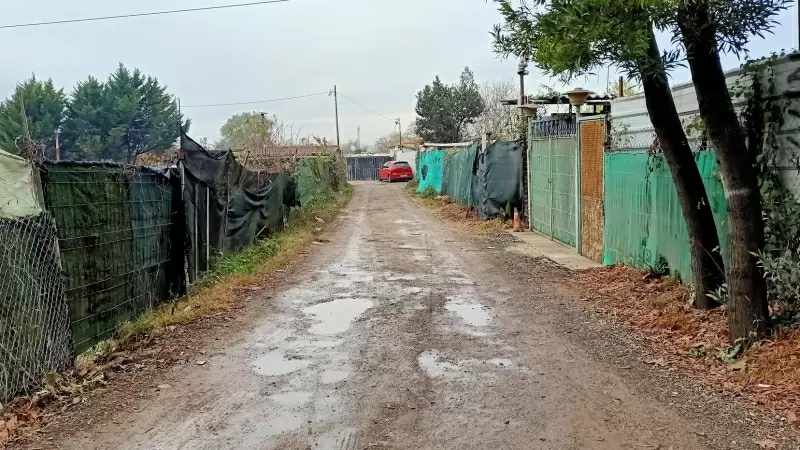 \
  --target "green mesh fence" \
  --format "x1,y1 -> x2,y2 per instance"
442,143 -> 478,206
41,163 -> 183,352
603,149 -> 729,281
528,137 -> 578,247
417,150 -> 445,194
295,156 -> 342,206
